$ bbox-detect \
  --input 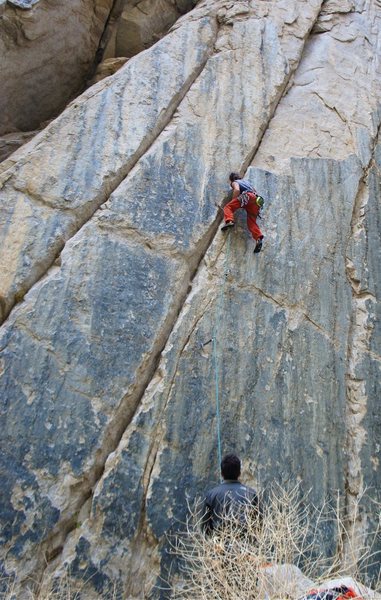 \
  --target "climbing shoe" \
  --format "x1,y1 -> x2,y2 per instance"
221,221 -> 235,231
253,238 -> 263,253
